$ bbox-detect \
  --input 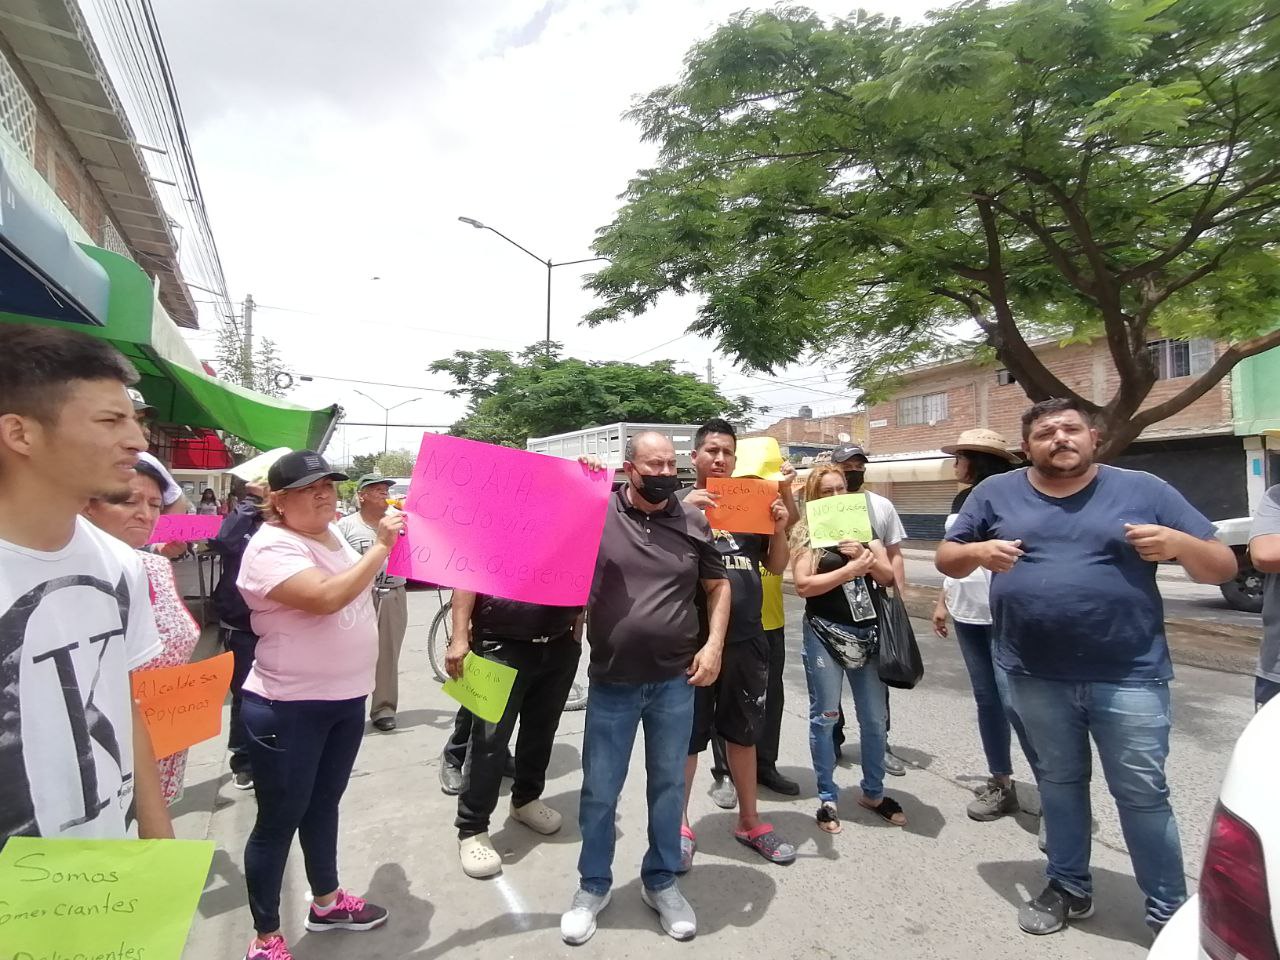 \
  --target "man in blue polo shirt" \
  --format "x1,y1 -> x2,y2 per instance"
938,397 -> 1235,939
